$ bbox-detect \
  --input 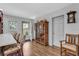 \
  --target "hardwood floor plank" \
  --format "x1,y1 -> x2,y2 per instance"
32,41 -> 60,56
32,41 -> 75,56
